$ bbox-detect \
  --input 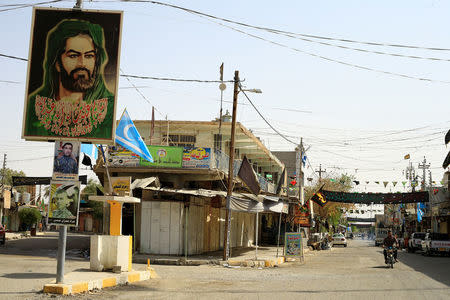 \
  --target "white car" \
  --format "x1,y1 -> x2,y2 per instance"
332,233 -> 347,247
